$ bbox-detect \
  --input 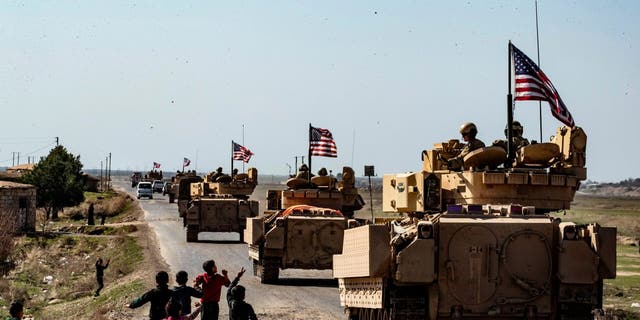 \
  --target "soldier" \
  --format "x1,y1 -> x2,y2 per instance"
211,167 -> 224,181
448,122 -> 485,169
493,121 -> 530,151
295,164 -> 314,180
317,167 -> 328,176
